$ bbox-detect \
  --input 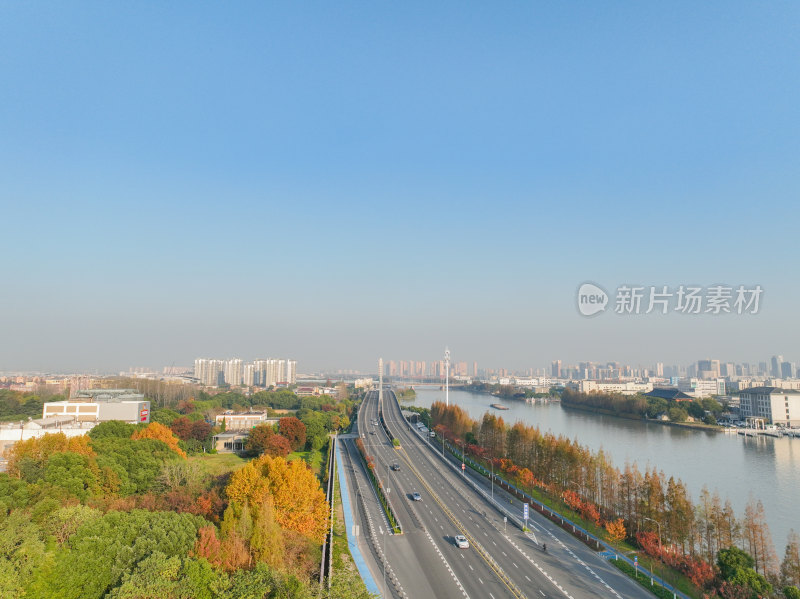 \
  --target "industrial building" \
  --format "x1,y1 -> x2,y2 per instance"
42,389 -> 150,424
